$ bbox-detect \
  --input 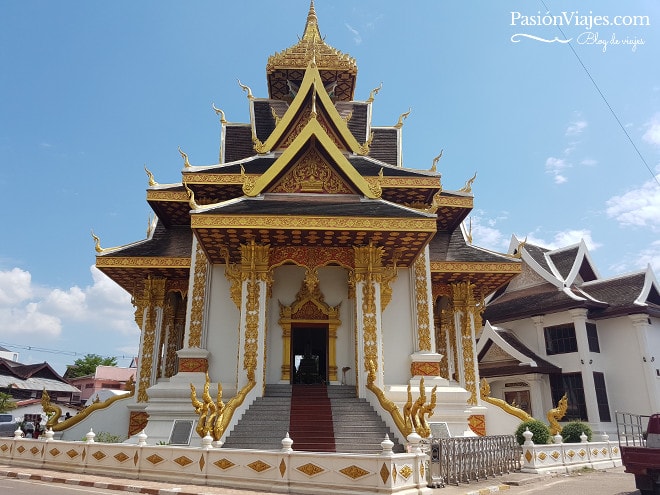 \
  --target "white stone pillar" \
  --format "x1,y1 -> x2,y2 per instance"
569,308 -> 599,422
